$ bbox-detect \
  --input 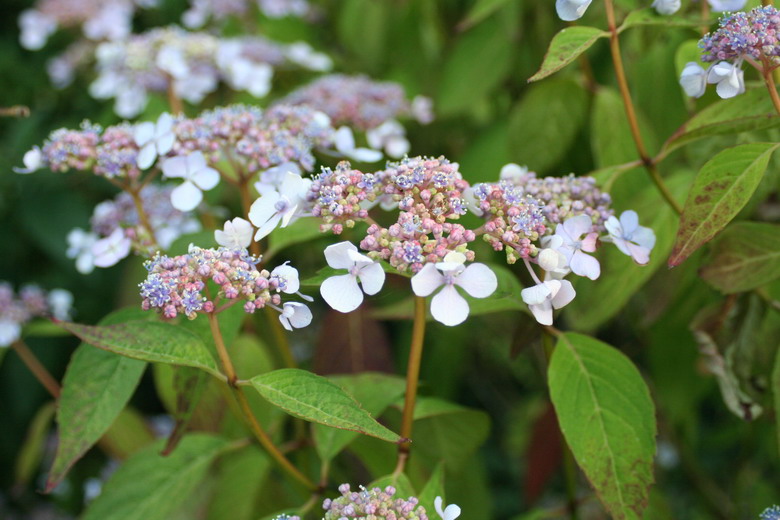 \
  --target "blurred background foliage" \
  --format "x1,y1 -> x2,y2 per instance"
1,0 -> 779,518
